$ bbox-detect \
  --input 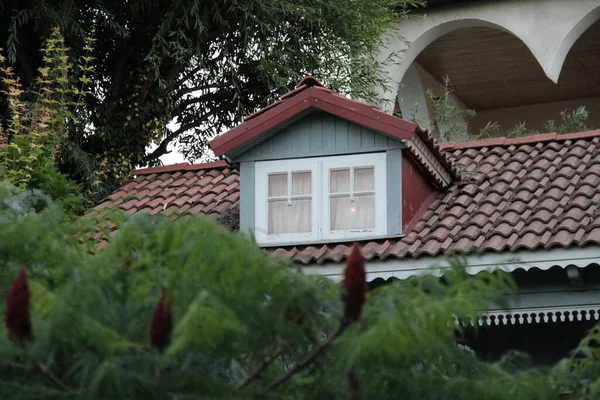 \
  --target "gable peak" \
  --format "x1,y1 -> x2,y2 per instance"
295,76 -> 324,89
